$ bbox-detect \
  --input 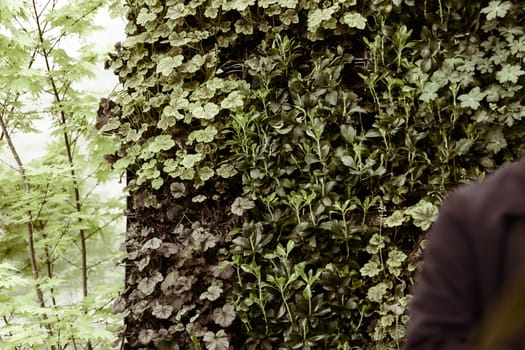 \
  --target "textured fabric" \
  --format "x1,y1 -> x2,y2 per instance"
405,157 -> 525,350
